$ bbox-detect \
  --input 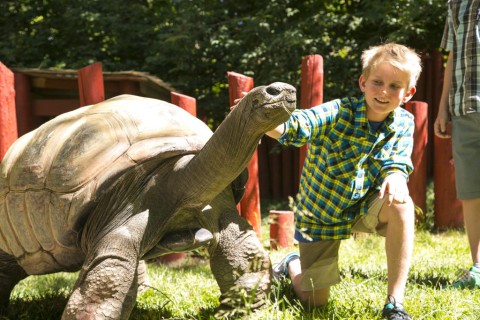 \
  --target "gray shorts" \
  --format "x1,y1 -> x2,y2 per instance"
452,113 -> 480,199
297,193 -> 388,291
